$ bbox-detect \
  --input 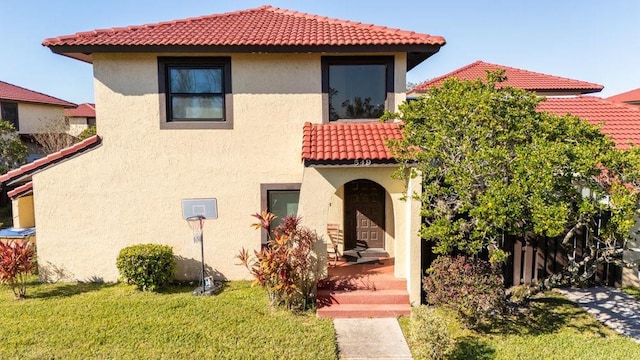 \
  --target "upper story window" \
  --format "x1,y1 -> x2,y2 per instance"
322,56 -> 394,122
158,57 -> 232,129
0,102 -> 19,130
